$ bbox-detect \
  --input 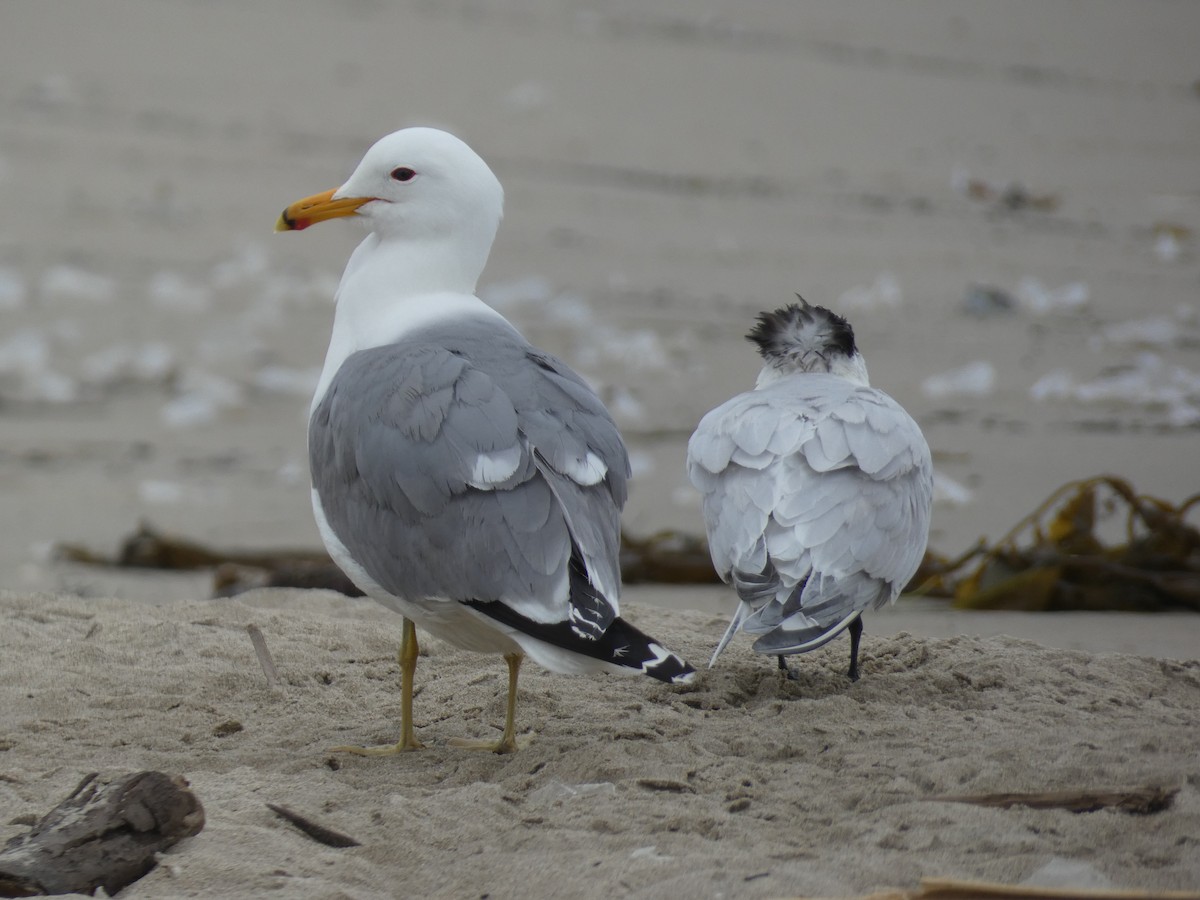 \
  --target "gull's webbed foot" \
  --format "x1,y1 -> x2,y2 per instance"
330,735 -> 425,756
448,733 -> 523,755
